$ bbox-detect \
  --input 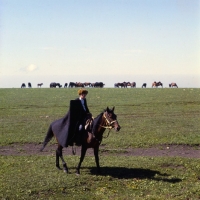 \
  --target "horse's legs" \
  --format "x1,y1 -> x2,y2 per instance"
94,146 -> 101,174
76,146 -> 87,175
56,145 -> 68,173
